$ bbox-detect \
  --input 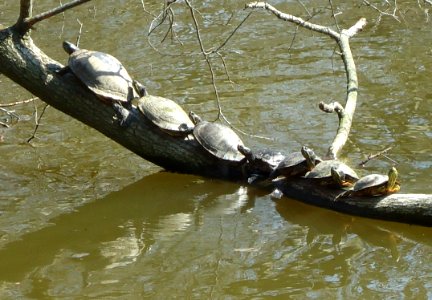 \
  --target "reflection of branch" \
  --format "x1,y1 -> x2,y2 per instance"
27,103 -> 49,143
246,2 -> 367,158
0,97 -> 37,107
16,0 -> 92,34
